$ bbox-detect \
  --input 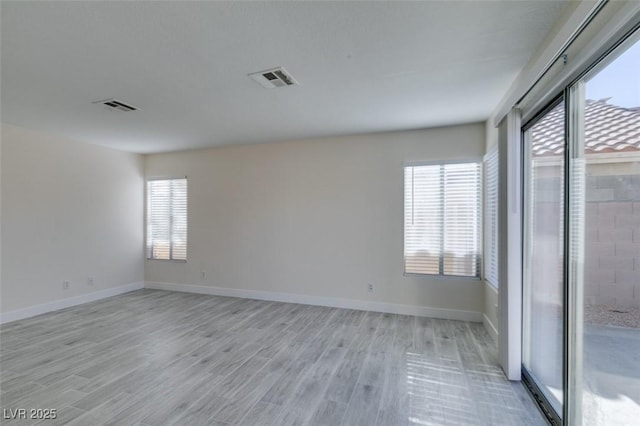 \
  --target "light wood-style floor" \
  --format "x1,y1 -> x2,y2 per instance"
0,290 -> 545,425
